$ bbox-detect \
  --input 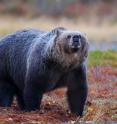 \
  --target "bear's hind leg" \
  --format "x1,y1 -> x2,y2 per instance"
16,92 -> 25,110
0,82 -> 15,107
24,85 -> 43,111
